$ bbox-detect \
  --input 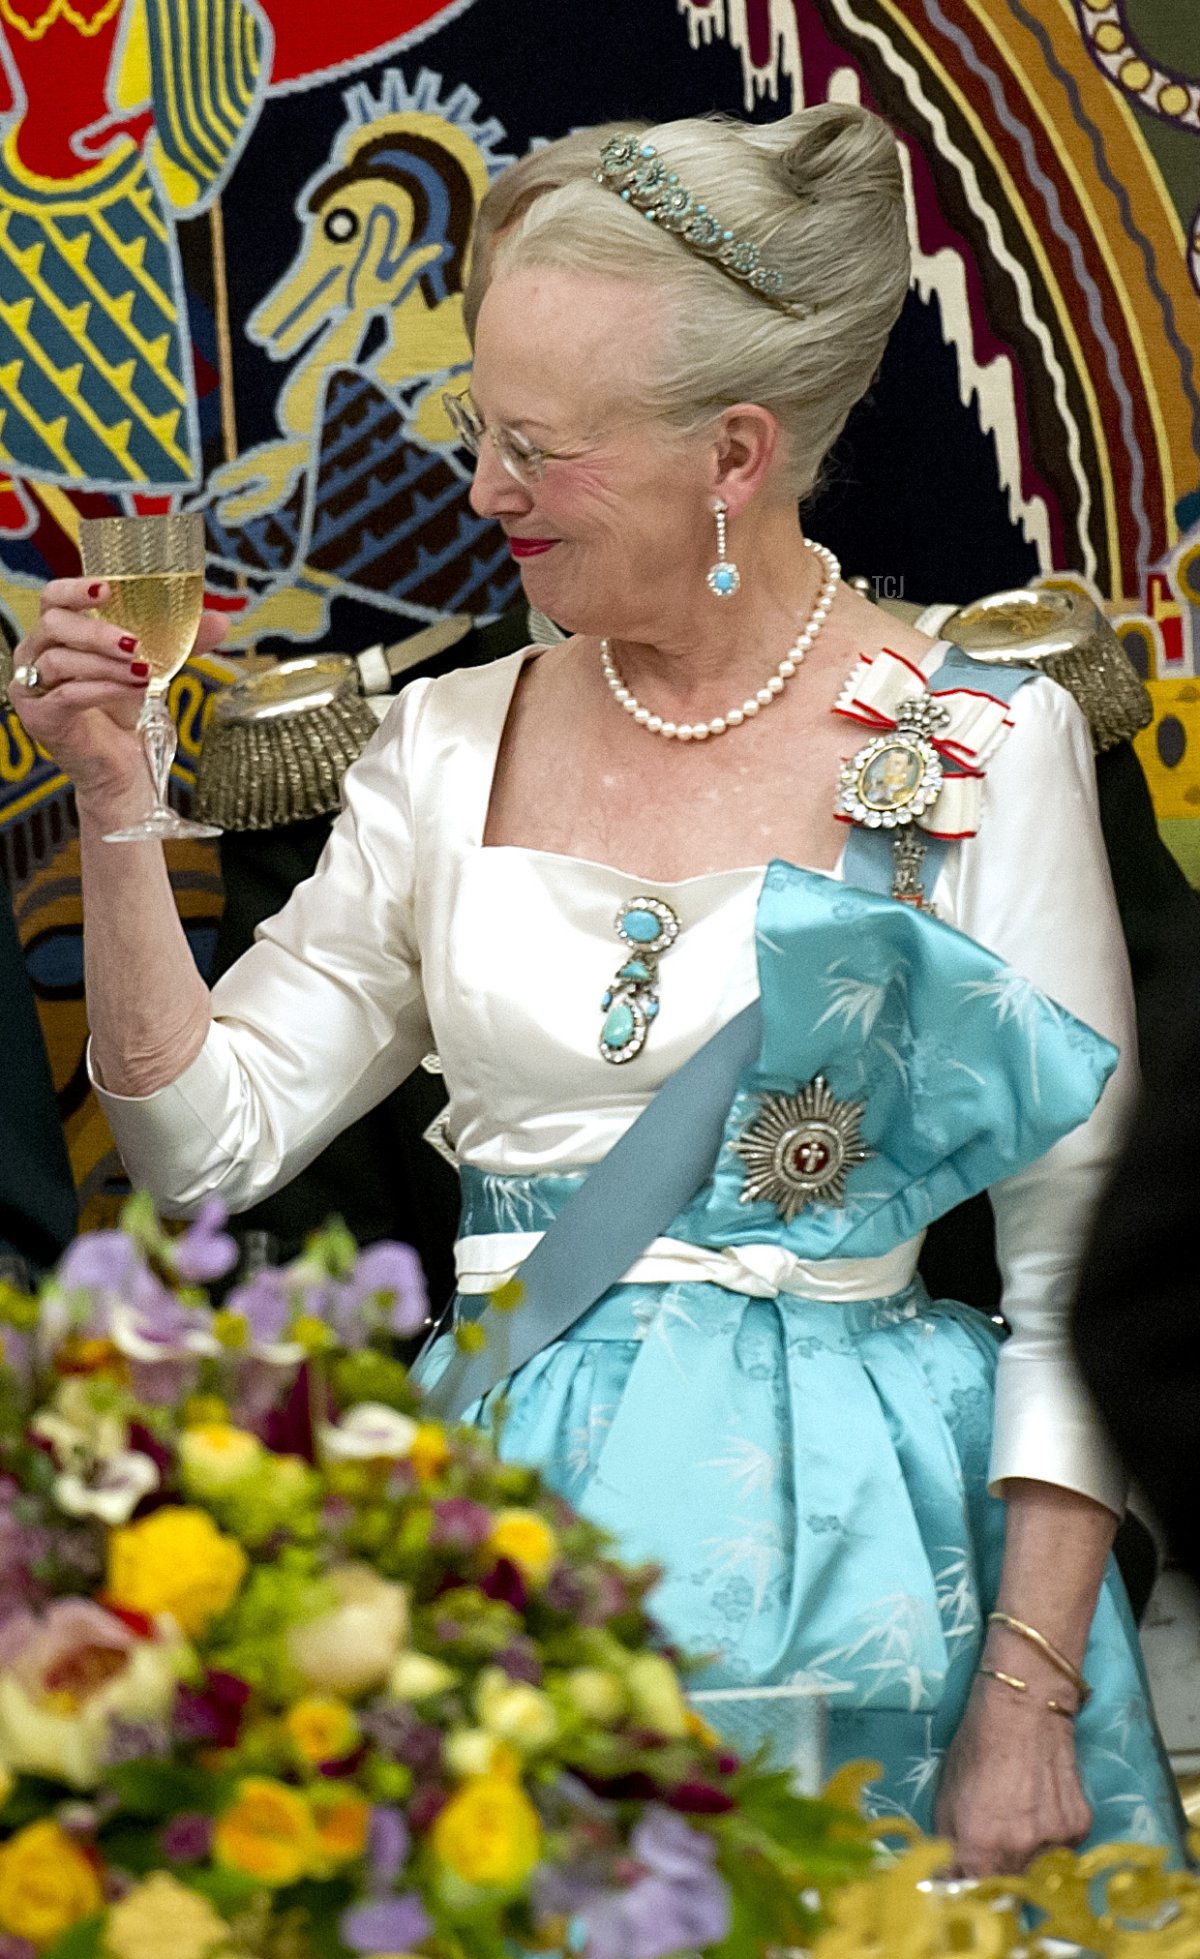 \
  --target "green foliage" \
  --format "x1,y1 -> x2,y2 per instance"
108,1761 -> 224,1820
206,1549 -> 331,1701
43,1915 -> 104,1959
